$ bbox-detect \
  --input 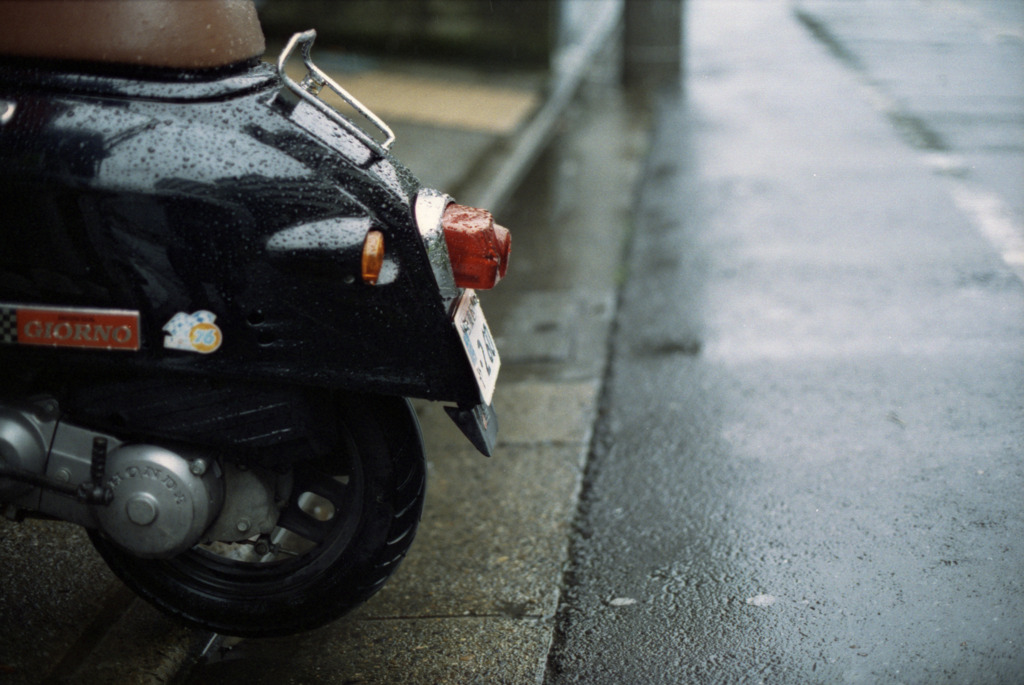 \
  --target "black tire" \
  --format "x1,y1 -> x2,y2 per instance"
88,393 -> 425,637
